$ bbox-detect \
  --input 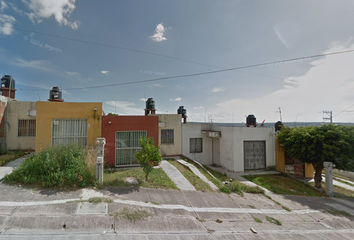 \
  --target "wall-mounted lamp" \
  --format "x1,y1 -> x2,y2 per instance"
94,107 -> 97,111
108,121 -> 111,125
